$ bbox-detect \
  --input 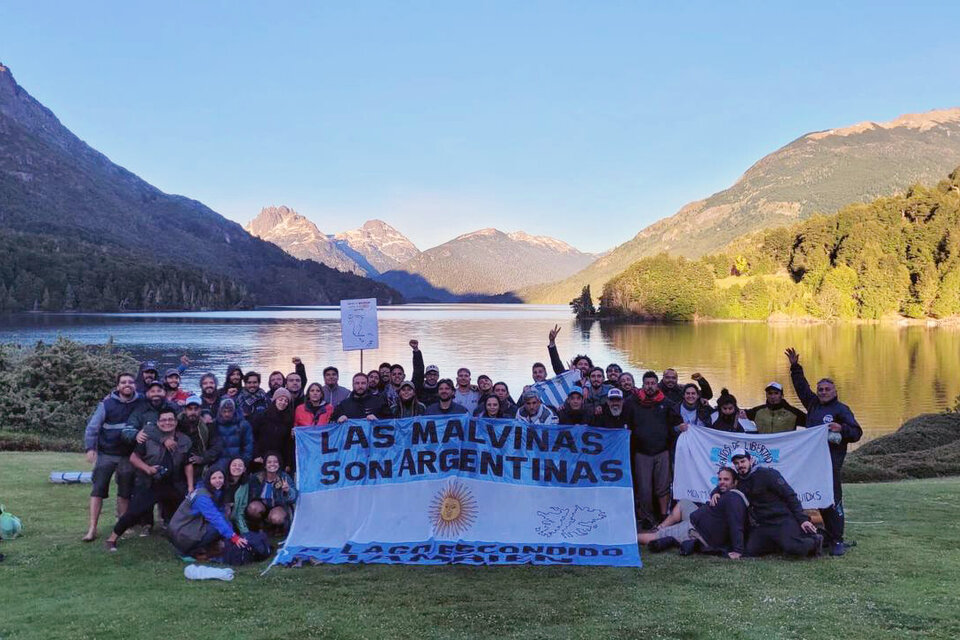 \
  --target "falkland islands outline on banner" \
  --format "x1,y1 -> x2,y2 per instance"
340,298 -> 379,351
274,417 -> 641,567
673,425 -> 835,508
